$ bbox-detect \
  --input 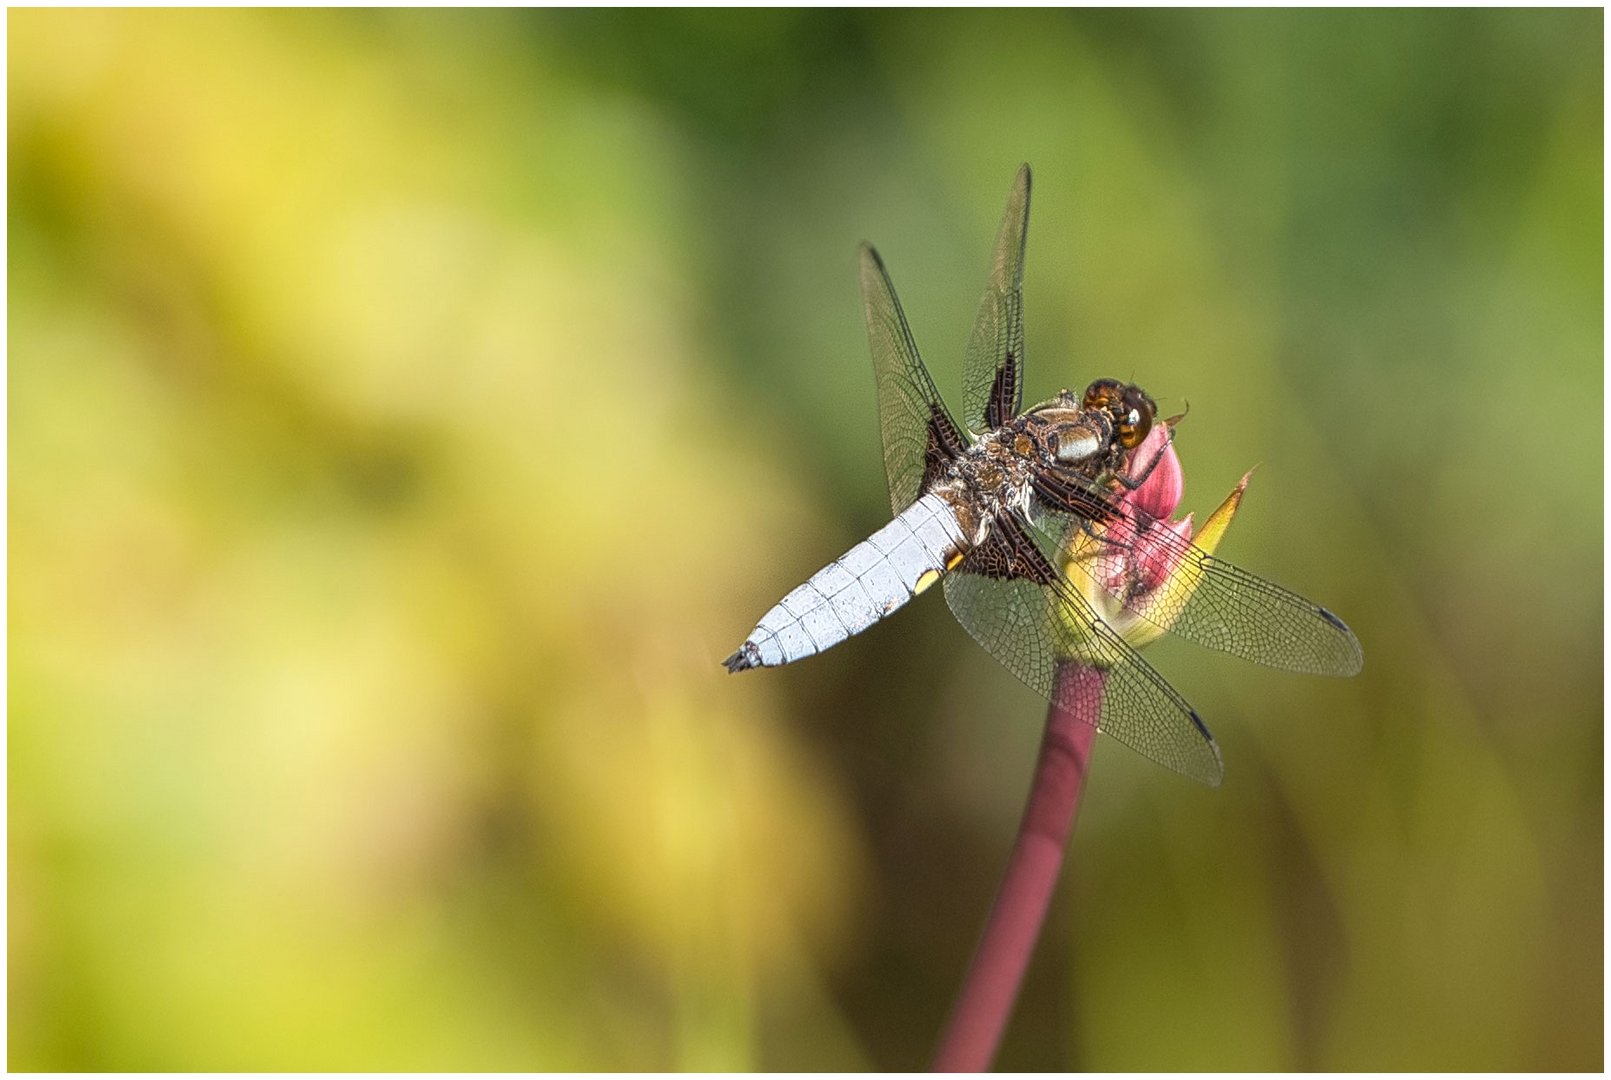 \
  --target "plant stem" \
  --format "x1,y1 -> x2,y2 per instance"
931,662 -> 1102,1072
